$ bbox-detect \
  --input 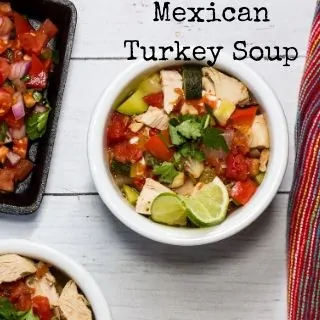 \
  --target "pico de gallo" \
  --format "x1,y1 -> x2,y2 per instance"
0,254 -> 93,320
0,2 -> 58,192
105,64 -> 270,227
